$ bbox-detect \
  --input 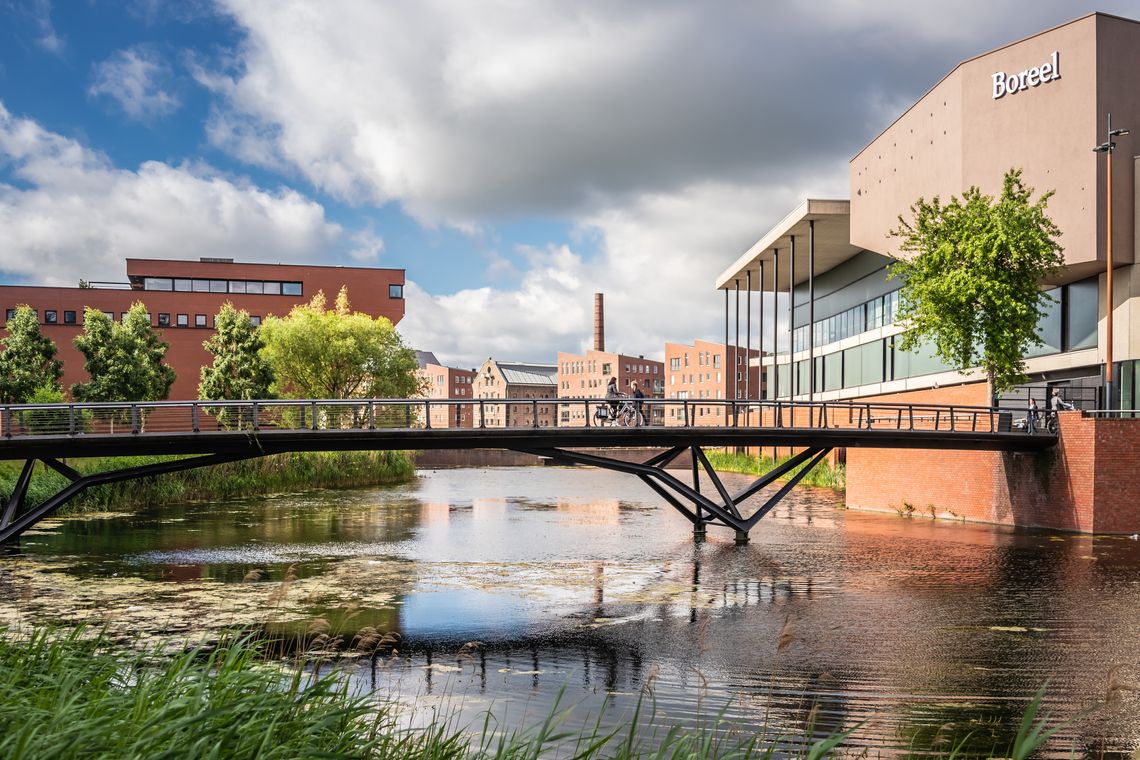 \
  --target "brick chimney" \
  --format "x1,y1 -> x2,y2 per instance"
593,293 -> 605,352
